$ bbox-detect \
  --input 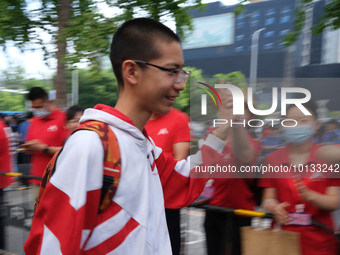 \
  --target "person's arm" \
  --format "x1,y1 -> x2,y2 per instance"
173,142 -> 190,161
294,178 -> 339,211
21,139 -> 61,155
261,144 -> 282,150
24,131 -> 103,255
316,144 -> 340,164
156,132 -> 226,209
230,118 -> 256,164
212,88 -> 256,163
172,111 -> 191,161
262,187 -> 291,225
